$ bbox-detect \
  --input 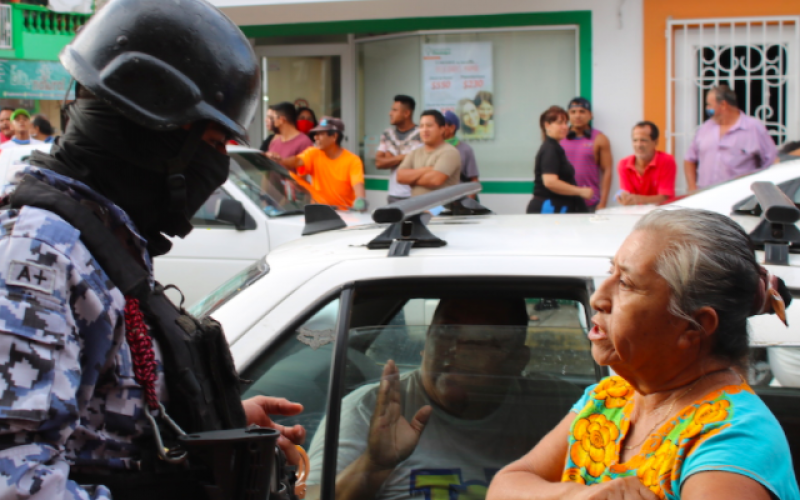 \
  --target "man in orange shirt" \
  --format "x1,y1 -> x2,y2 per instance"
273,117 -> 367,211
